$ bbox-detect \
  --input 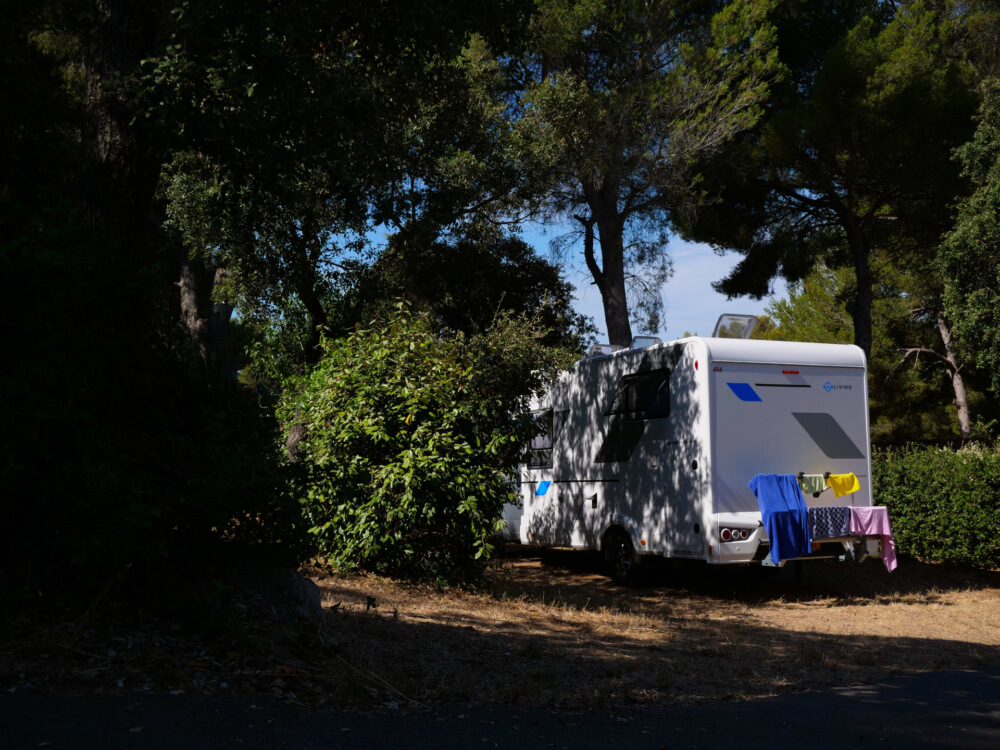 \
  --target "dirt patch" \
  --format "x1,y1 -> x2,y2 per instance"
310,547 -> 1000,708
4,548 -> 999,710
